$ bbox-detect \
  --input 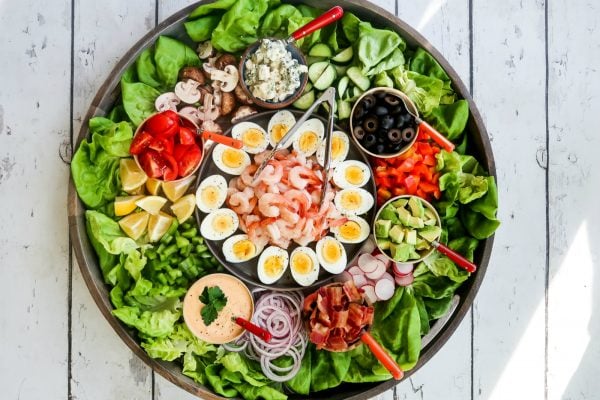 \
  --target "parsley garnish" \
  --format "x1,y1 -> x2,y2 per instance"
199,286 -> 228,326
